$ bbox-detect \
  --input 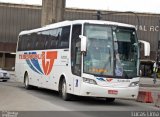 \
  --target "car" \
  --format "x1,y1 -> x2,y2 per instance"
0,68 -> 10,82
